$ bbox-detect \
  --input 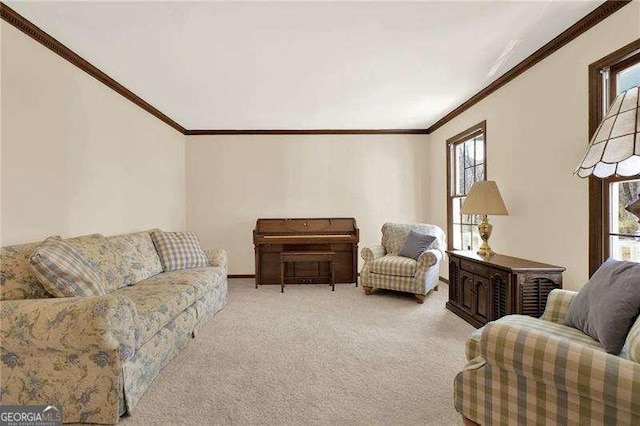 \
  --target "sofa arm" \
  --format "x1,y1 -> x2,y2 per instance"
0,294 -> 138,361
206,249 -> 228,272
540,289 -> 577,323
361,245 -> 385,262
480,317 -> 640,412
